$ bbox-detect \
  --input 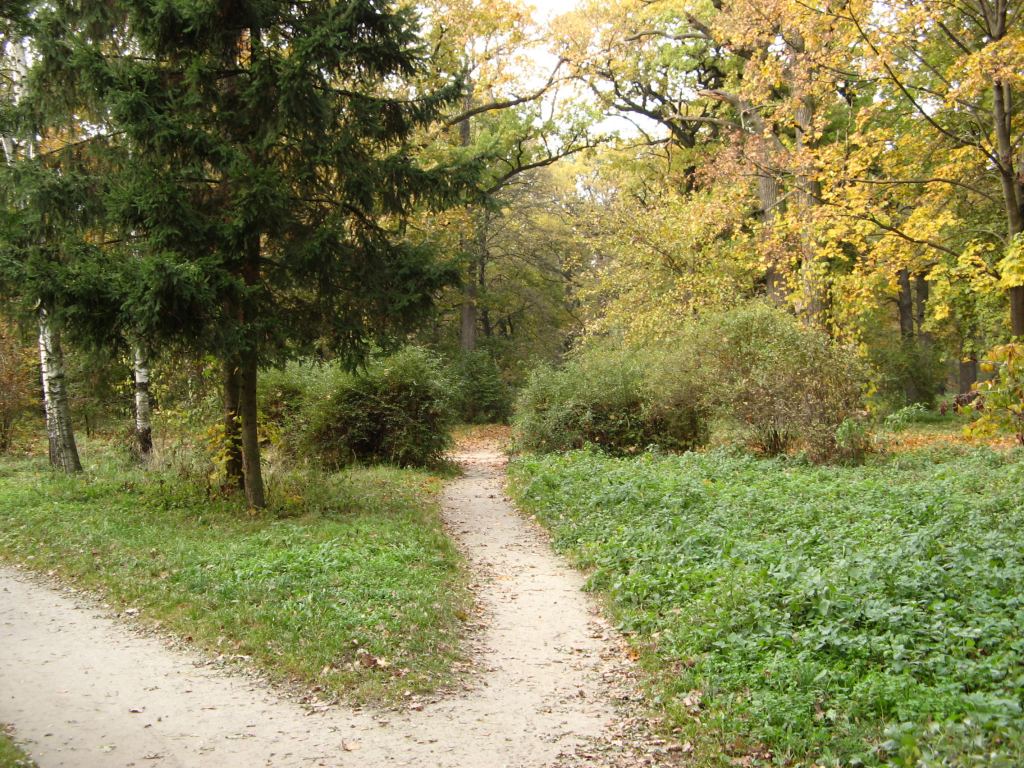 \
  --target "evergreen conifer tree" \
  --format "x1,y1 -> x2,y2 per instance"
8,0 -> 474,504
